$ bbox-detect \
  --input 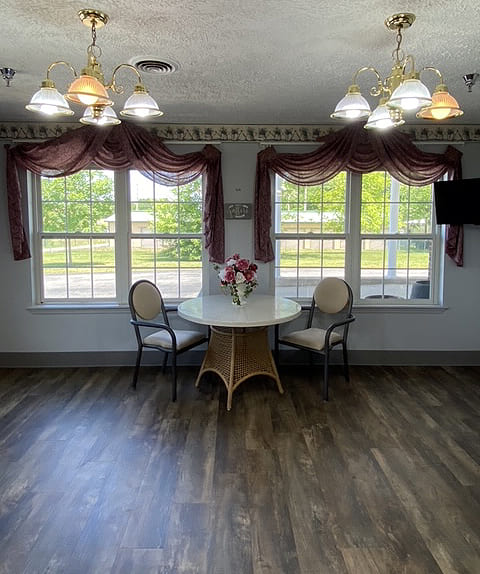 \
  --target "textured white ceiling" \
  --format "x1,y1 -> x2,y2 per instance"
1,1 -> 479,125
